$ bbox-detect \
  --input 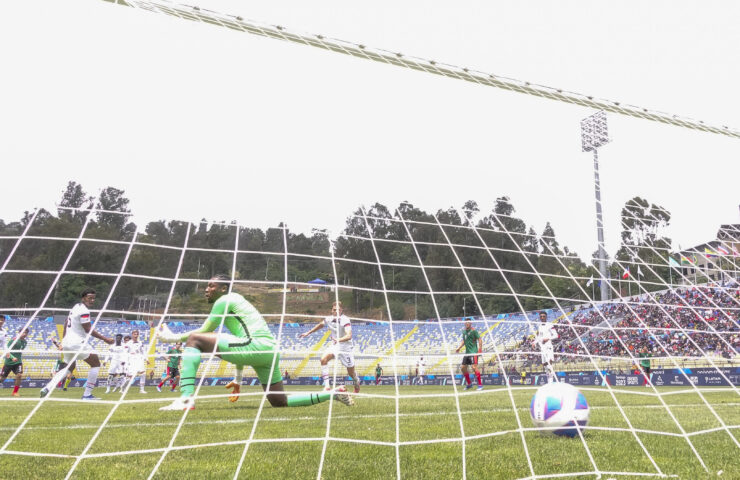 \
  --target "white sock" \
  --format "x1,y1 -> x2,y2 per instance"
321,365 -> 330,388
140,374 -> 147,390
84,367 -> 100,396
46,367 -> 69,391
